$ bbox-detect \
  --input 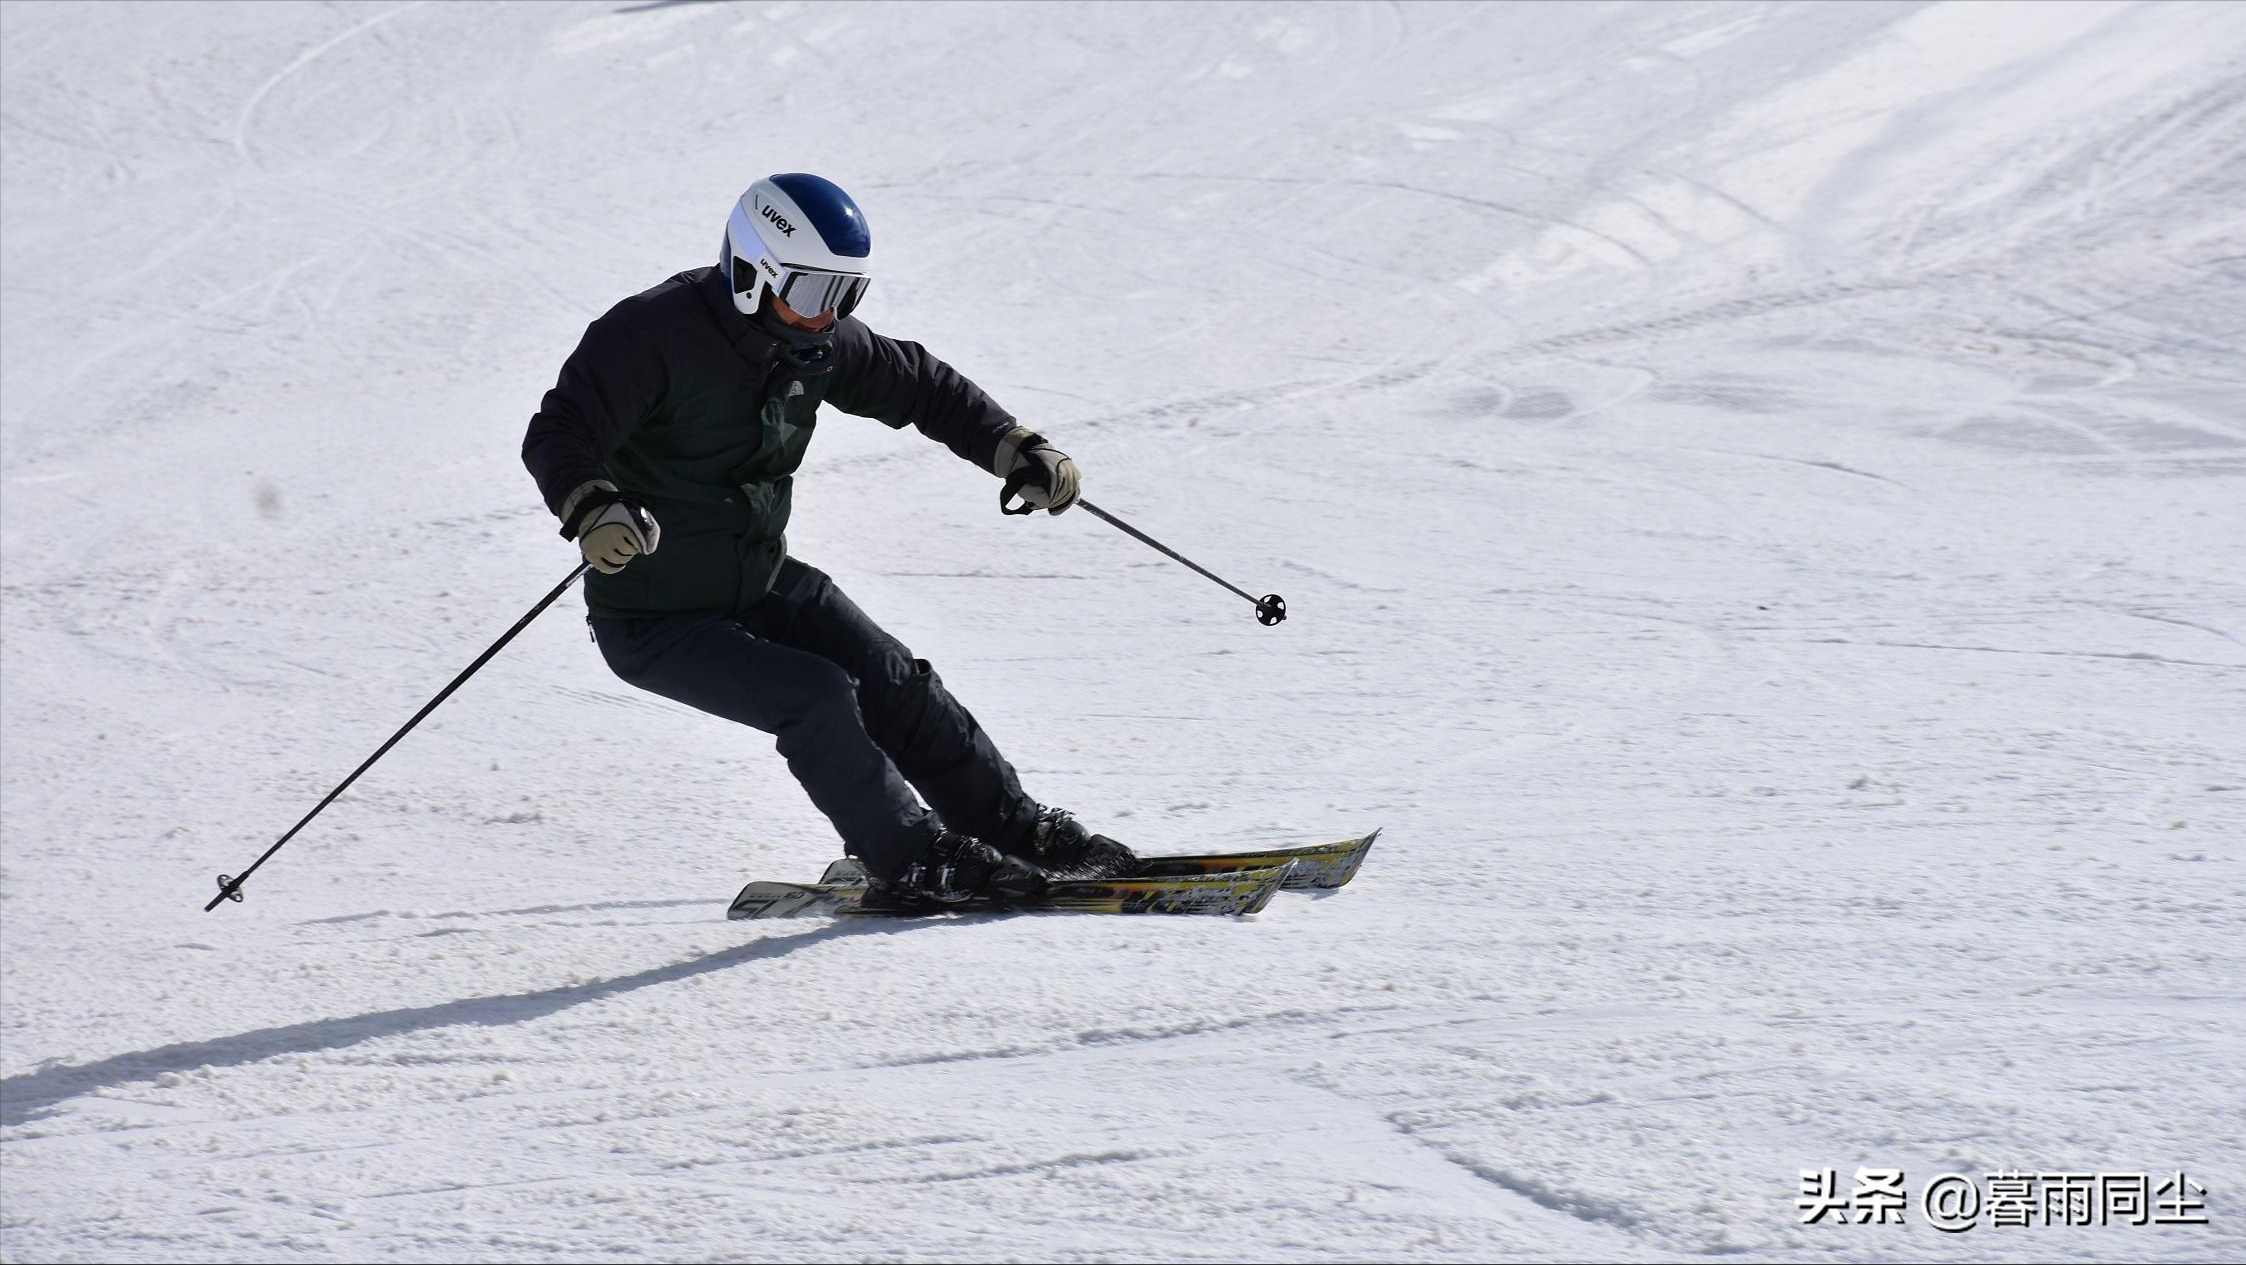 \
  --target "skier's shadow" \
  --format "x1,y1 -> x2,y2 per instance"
0,916 -> 939,1130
